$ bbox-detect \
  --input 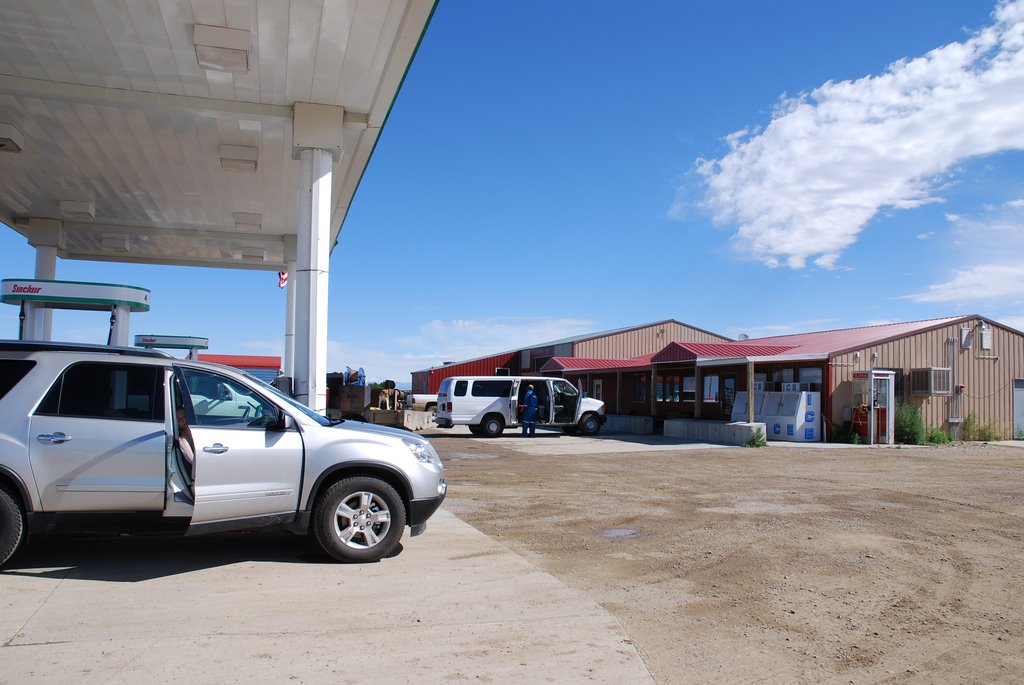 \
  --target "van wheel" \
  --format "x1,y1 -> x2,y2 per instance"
426,404 -> 437,422
469,425 -> 483,436
481,414 -> 505,437
313,477 -> 406,563
578,413 -> 601,436
0,486 -> 25,567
